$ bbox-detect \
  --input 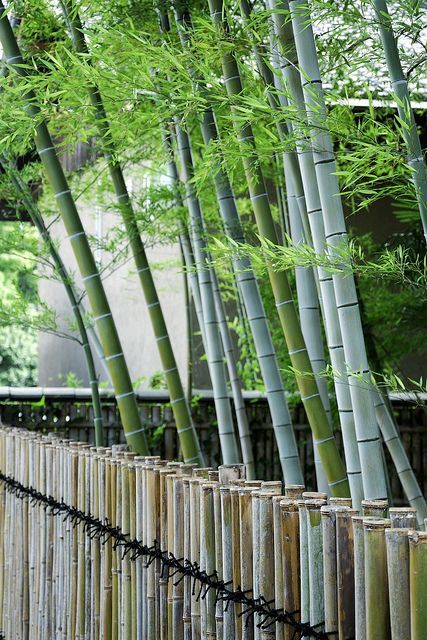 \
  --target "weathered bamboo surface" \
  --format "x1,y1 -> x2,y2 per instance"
0,426 -> 426,640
